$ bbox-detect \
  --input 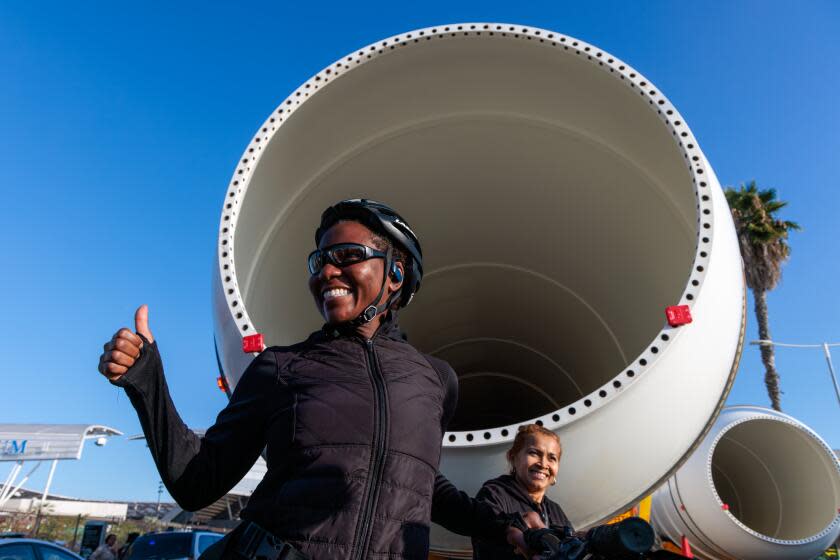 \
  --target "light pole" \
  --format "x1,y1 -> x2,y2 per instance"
156,481 -> 163,518
750,339 -> 840,408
